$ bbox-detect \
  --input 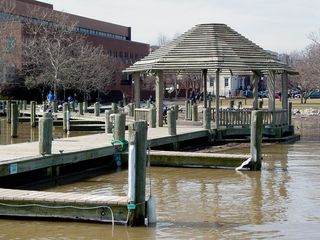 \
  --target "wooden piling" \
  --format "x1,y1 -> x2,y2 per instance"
11,103 -> 18,138
113,113 -> 126,141
188,100 -> 192,120
185,100 -> 189,120
30,101 -> 36,127
203,108 -> 211,130
168,110 -> 176,136
112,102 -> 118,114
230,100 -> 234,109
22,100 -> 27,110
128,103 -> 134,117
63,103 -> 69,132
39,112 -> 53,155
173,105 -> 179,120
6,100 -> 11,123
250,110 -> 263,171
128,121 -> 147,226
258,99 -> 263,109
288,102 -> 292,126
84,101 -> 88,113
53,100 -> 58,113
148,108 -> 156,128
105,110 -> 112,134
192,104 -> 198,122
94,102 -> 100,117
79,102 -> 83,115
